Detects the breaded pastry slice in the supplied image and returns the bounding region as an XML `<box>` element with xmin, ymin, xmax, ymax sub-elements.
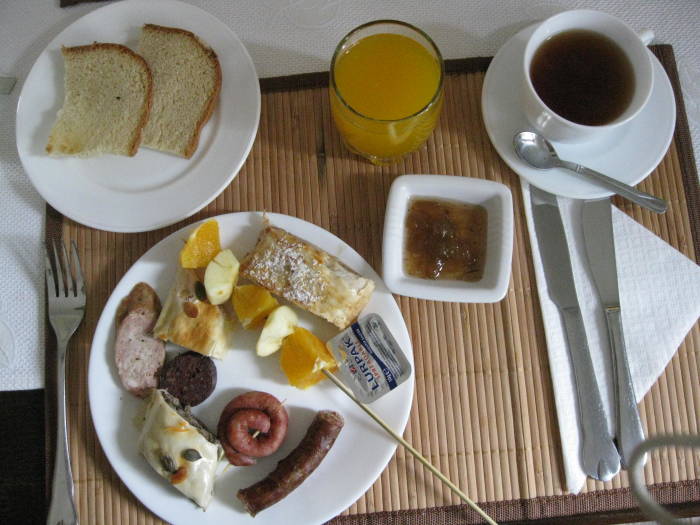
<box><xmin>240</xmin><ymin>225</ymin><xmax>375</xmax><ymax>329</ymax></box>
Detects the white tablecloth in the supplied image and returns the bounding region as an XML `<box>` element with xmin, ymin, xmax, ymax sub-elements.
<box><xmin>1</xmin><ymin>0</ymin><xmax>699</xmax><ymax>391</ymax></box>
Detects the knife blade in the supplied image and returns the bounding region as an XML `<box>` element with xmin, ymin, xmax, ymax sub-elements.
<box><xmin>582</xmin><ymin>198</ymin><xmax>646</xmax><ymax>468</ymax></box>
<box><xmin>530</xmin><ymin>186</ymin><xmax>620</xmax><ymax>481</ymax></box>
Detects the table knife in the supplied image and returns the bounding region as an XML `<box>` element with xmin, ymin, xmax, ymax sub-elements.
<box><xmin>530</xmin><ymin>186</ymin><xmax>620</xmax><ymax>481</ymax></box>
<box><xmin>582</xmin><ymin>198</ymin><xmax>646</xmax><ymax>468</ymax></box>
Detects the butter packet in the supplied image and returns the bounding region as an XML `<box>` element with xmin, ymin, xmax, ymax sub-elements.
<box><xmin>326</xmin><ymin>314</ymin><xmax>411</xmax><ymax>403</ymax></box>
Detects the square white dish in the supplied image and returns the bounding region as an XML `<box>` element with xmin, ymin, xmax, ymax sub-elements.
<box><xmin>382</xmin><ymin>175</ymin><xmax>514</xmax><ymax>302</ymax></box>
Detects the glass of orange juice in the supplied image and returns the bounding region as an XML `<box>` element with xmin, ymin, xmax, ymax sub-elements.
<box><xmin>330</xmin><ymin>20</ymin><xmax>444</xmax><ymax>165</ymax></box>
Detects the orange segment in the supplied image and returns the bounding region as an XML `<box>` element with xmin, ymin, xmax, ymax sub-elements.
<box><xmin>179</xmin><ymin>220</ymin><xmax>221</xmax><ymax>269</ymax></box>
<box><xmin>232</xmin><ymin>284</ymin><xmax>279</xmax><ymax>329</ymax></box>
<box><xmin>280</xmin><ymin>326</ymin><xmax>337</xmax><ymax>389</ymax></box>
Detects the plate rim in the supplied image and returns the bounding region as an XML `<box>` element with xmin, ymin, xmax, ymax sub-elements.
<box><xmin>15</xmin><ymin>0</ymin><xmax>261</xmax><ymax>233</ymax></box>
<box><xmin>87</xmin><ymin>211</ymin><xmax>415</xmax><ymax>525</ymax></box>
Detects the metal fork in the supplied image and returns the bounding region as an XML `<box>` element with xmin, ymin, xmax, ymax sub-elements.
<box><xmin>45</xmin><ymin>241</ymin><xmax>85</xmax><ymax>525</ymax></box>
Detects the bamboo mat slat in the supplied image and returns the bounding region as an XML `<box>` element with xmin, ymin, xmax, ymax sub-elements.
<box><xmin>44</xmin><ymin>45</ymin><xmax>700</xmax><ymax>524</ymax></box>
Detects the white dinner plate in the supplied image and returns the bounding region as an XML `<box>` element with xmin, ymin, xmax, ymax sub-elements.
<box><xmin>481</xmin><ymin>23</ymin><xmax>676</xmax><ymax>200</ymax></box>
<box><xmin>88</xmin><ymin>212</ymin><xmax>414</xmax><ymax>525</ymax></box>
<box><xmin>16</xmin><ymin>0</ymin><xmax>260</xmax><ymax>232</ymax></box>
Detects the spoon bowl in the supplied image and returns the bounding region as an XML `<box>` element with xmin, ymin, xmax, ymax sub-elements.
<box><xmin>514</xmin><ymin>131</ymin><xmax>563</xmax><ymax>170</ymax></box>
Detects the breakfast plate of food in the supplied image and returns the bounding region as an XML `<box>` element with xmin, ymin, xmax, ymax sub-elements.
<box><xmin>88</xmin><ymin>212</ymin><xmax>414</xmax><ymax>524</ymax></box>
<box><xmin>16</xmin><ymin>0</ymin><xmax>260</xmax><ymax>232</ymax></box>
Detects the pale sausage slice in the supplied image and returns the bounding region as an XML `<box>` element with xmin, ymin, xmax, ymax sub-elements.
<box><xmin>116</xmin><ymin>282</ymin><xmax>161</xmax><ymax>325</ymax></box>
<box><xmin>115</xmin><ymin>283</ymin><xmax>165</xmax><ymax>398</ymax></box>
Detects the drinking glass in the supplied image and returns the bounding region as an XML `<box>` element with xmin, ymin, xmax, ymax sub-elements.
<box><xmin>329</xmin><ymin>20</ymin><xmax>444</xmax><ymax>165</ymax></box>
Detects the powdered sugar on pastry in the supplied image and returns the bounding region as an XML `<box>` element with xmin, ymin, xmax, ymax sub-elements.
<box><xmin>241</xmin><ymin>225</ymin><xmax>374</xmax><ymax>329</ymax></box>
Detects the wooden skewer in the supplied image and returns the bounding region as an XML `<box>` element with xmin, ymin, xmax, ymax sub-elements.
<box><xmin>322</xmin><ymin>370</ymin><xmax>498</xmax><ymax>525</ymax></box>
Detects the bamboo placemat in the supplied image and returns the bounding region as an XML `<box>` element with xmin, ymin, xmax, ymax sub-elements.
<box><xmin>45</xmin><ymin>45</ymin><xmax>700</xmax><ymax>524</ymax></box>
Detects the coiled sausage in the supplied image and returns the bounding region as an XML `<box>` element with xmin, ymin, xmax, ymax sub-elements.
<box><xmin>217</xmin><ymin>391</ymin><xmax>288</xmax><ymax>466</ymax></box>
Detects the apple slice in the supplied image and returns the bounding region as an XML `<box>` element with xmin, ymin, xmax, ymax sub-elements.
<box><xmin>256</xmin><ymin>306</ymin><xmax>298</xmax><ymax>356</ymax></box>
<box><xmin>203</xmin><ymin>249</ymin><xmax>240</xmax><ymax>305</ymax></box>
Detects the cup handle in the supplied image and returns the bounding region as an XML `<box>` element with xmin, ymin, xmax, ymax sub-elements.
<box><xmin>629</xmin><ymin>434</ymin><xmax>700</xmax><ymax>525</ymax></box>
<box><xmin>637</xmin><ymin>29</ymin><xmax>654</xmax><ymax>46</ymax></box>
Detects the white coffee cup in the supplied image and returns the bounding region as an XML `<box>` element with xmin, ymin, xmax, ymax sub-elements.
<box><xmin>522</xmin><ymin>10</ymin><xmax>654</xmax><ymax>143</ymax></box>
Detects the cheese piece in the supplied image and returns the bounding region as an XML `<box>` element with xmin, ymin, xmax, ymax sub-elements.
<box><xmin>138</xmin><ymin>390</ymin><xmax>222</xmax><ymax>509</ymax></box>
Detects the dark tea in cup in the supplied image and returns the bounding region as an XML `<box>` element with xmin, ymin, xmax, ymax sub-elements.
<box><xmin>521</xmin><ymin>10</ymin><xmax>654</xmax><ymax>143</ymax></box>
<box><xmin>529</xmin><ymin>29</ymin><xmax>635</xmax><ymax>126</ymax></box>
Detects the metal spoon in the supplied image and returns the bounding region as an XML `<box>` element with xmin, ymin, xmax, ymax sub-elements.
<box><xmin>514</xmin><ymin>131</ymin><xmax>668</xmax><ymax>214</ymax></box>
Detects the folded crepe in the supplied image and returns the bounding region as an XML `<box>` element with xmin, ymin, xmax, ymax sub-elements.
<box><xmin>154</xmin><ymin>267</ymin><xmax>230</xmax><ymax>359</ymax></box>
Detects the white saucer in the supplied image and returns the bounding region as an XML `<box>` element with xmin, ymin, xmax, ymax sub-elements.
<box><xmin>481</xmin><ymin>24</ymin><xmax>676</xmax><ymax>200</ymax></box>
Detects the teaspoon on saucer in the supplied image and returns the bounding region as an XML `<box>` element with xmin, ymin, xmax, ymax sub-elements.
<box><xmin>514</xmin><ymin>131</ymin><xmax>668</xmax><ymax>214</ymax></box>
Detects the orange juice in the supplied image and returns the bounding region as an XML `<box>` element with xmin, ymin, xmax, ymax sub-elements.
<box><xmin>330</xmin><ymin>24</ymin><xmax>443</xmax><ymax>163</ymax></box>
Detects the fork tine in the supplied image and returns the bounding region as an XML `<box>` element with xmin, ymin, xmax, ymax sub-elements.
<box><xmin>52</xmin><ymin>241</ymin><xmax>64</xmax><ymax>296</ymax></box>
<box><xmin>44</xmin><ymin>245</ymin><xmax>57</xmax><ymax>297</ymax></box>
<box><xmin>70</xmin><ymin>241</ymin><xmax>84</xmax><ymax>297</ymax></box>
<box><xmin>53</xmin><ymin>241</ymin><xmax>67</xmax><ymax>296</ymax></box>
<box><xmin>59</xmin><ymin>241</ymin><xmax>73</xmax><ymax>296</ymax></box>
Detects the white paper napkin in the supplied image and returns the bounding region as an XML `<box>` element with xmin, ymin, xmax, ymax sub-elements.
<box><xmin>521</xmin><ymin>180</ymin><xmax>700</xmax><ymax>493</ymax></box>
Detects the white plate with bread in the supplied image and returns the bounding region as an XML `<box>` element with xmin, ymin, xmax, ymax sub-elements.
<box><xmin>88</xmin><ymin>212</ymin><xmax>415</xmax><ymax>525</ymax></box>
<box><xmin>16</xmin><ymin>0</ymin><xmax>260</xmax><ymax>232</ymax></box>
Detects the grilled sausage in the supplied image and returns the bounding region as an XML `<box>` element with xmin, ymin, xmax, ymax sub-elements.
<box><xmin>218</xmin><ymin>391</ymin><xmax>288</xmax><ymax>466</ymax></box>
<box><xmin>114</xmin><ymin>283</ymin><xmax>165</xmax><ymax>398</ymax></box>
<box><xmin>237</xmin><ymin>410</ymin><xmax>344</xmax><ymax>516</ymax></box>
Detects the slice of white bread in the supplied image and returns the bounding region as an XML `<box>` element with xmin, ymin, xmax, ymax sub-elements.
<box><xmin>46</xmin><ymin>43</ymin><xmax>152</xmax><ymax>157</ymax></box>
<box><xmin>138</xmin><ymin>24</ymin><xmax>222</xmax><ymax>158</ymax></box>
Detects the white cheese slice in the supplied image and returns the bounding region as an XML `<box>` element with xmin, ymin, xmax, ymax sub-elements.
<box><xmin>138</xmin><ymin>390</ymin><xmax>222</xmax><ymax>509</ymax></box>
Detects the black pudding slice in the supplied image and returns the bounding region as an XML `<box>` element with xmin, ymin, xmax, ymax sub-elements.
<box><xmin>159</xmin><ymin>351</ymin><xmax>217</xmax><ymax>407</ymax></box>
